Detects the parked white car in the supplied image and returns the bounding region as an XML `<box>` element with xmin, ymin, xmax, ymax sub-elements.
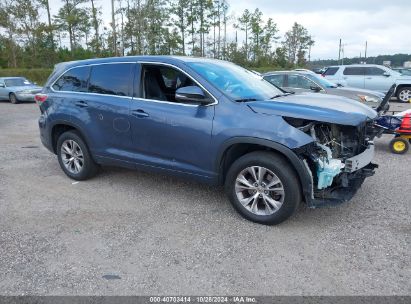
<box><xmin>323</xmin><ymin>64</ymin><xmax>411</xmax><ymax>103</ymax></box>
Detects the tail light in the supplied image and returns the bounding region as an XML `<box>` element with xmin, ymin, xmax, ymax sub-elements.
<box><xmin>34</xmin><ymin>93</ymin><xmax>48</xmax><ymax>105</ymax></box>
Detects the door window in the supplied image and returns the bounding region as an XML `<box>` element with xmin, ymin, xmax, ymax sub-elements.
<box><xmin>343</xmin><ymin>67</ymin><xmax>365</xmax><ymax>75</ymax></box>
<box><xmin>288</xmin><ymin>75</ymin><xmax>317</xmax><ymax>89</ymax></box>
<box><xmin>264</xmin><ymin>74</ymin><xmax>285</xmax><ymax>87</ymax></box>
<box><xmin>141</xmin><ymin>65</ymin><xmax>199</xmax><ymax>102</ymax></box>
<box><xmin>52</xmin><ymin>66</ymin><xmax>90</xmax><ymax>92</ymax></box>
<box><xmin>323</xmin><ymin>67</ymin><xmax>338</xmax><ymax>76</ymax></box>
<box><xmin>88</xmin><ymin>63</ymin><xmax>133</xmax><ymax>96</ymax></box>
<box><xmin>365</xmin><ymin>67</ymin><xmax>385</xmax><ymax>76</ymax></box>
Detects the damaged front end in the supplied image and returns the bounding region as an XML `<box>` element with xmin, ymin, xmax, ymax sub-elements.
<box><xmin>285</xmin><ymin>117</ymin><xmax>379</xmax><ymax>207</ymax></box>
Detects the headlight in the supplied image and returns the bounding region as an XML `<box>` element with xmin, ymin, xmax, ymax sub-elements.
<box><xmin>358</xmin><ymin>95</ymin><xmax>380</xmax><ymax>103</ymax></box>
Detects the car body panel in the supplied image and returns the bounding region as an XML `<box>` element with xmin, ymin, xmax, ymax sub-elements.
<box><xmin>323</xmin><ymin>64</ymin><xmax>411</xmax><ymax>93</ymax></box>
<box><xmin>263</xmin><ymin>71</ymin><xmax>384</xmax><ymax>108</ymax></box>
<box><xmin>0</xmin><ymin>77</ymin><xmax>42</xmax><ymax>101</ymax></box>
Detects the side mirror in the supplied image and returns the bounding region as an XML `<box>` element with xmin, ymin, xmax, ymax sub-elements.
<box><xmin>0</xmin><ymin>83</ymin><xmax>5</xmax><ymax>88</ymax></box>
<box><xmin>383</xmin><ymin>72</ymin><xmax>390</xmax><ymax>77</ymax></box>
<box><xmin>310</xmin><ymin>85</ymin><xmax>321</xmax><ymax>92</ymax></box>
<box><xmin>337</xmin><ymin>83</ymin><xmax>343</xmax><ymax>87</ymax></box>
<box><xmin>175</xmin><ymin>86</ymin><xmax>213</xmax><ymax>105</ymax></box>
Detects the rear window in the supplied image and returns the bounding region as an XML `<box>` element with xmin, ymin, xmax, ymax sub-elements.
<box><xmin>52</xmin><ymin>66</ymin><xmax>90</xmax><ymax>92</ymax></box>
<box><xmin>323</xmin><ymin>67</ymin><xmax>338</xmax><ymax>76</ymax></box>
<box><xmin>88</xmin><ymin>63</ymin><xmax>133</xmax><ymax>96</ymax></box>
<box><xmin>343</xmin><ymin>67</ymin><xmax>365</xmax><ymax>76</ymax></box>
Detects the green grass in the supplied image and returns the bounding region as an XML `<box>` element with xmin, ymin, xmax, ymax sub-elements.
<box><xmin>0</xmin><ymin>69</ymin><xmax>53</xmax><ymax>86</ymax></box>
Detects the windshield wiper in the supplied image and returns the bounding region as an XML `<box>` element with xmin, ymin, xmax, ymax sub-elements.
<box><xmin>235</xmin><ymin>98</ymin><xmax>258</xmax><ymax>102</ymax></box>
<box><xmin>270</xmin><ymin>92</ymin><xmax>293</xmax><ymax>99</ymax></box>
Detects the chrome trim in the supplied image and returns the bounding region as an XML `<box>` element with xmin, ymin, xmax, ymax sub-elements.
<box><xmin>49</xmin><ymin>60</ymin><xmax>218</xmax><ymax>107</ymax></box>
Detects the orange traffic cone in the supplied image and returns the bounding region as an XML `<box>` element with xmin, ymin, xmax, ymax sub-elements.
<box><xmin>398</xmin><ymin>113</ymin><xmax>411</xmax><ymax>133</ymax></box>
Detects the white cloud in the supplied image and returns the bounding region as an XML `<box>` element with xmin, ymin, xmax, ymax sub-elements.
<box><xmin>48</xmin><ymin>0</ymin><xmax>411</xmax><ymax>59</ymax></box>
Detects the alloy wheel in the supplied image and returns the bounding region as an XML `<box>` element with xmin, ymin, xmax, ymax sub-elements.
<box><xmin>60</xmin><ymin>139</ymin><xmax>84</xmax><ymax>174</ymax></box>
<box><xmin>235</xmin><ymin>166</ymin><xmax>285</xmax><ymax>216</ymax></box>
<box><xmin>398</xmin><ymin>89</ymin><xmax>411</xmax><ymax>102</ymax></box>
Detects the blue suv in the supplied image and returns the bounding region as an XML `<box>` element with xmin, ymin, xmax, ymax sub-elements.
<box><xmin>37</xmin><ymin>56</ymin><xmax>380</xmax><ymax>225</ymax></box>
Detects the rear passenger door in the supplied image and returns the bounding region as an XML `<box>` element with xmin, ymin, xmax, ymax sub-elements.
<box><xmin>81</xmin><ymin>63</ymin><xmax>135</xmax><ymax>161</ymax></box>
<box><xmin>342</xmin><ymin>67</ymin><xmax>365</xmax><ymax>88</ymax></box>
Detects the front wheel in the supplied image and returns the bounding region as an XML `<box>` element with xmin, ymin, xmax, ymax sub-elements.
<box><xmin>225</xmin><ymin>151</ymin><xmax>301</xmax><ymax>225</ymax></box>
<box><xmin>9</xmin><ymin>93</ymin><xmax>18</xmax><ymax>104</ymax></box>
<box><xmin>56</xmin><ymin>131</ymin><xmax>98</xmax><ymax>180</ymax></box>
<box><xmin>396</xmin><ymin>87</ymin><xmax>411</xmax><ymax>103</ymax></box>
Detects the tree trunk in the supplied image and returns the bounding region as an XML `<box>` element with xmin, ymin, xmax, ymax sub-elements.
<box><xmin>90</xmin><ymin>0</ymin><xmax>100</xmax><ymax>54</ymax></box>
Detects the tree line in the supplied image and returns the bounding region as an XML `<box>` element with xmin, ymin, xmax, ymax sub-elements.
<box><xmin>0</xmin><ymin>0</ymin><xmax>315</xmax><ymax>69</ymax></box>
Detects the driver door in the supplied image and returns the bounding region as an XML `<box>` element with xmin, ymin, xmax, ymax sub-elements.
<box><xmin>129</xmin><ymin>63</ymin><xmax>216</xmax><ymax>178</ymax></box>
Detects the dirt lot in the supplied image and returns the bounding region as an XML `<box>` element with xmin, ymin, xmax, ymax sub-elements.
<box><xmin>0</xmin><ymin>100</ymin><xmax>410</xmax><ymax>295</ymax></box>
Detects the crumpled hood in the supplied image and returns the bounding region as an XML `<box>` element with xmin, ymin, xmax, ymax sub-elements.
<box><xmin>247</xmin><ymin>93</ymin><xmax>377</xmax><ymax>126</ymax></box>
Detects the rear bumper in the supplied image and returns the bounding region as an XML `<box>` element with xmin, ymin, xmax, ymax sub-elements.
<box><xmin>15</xmin><ymin>92</ymin><xmax>36</xmax><ymax>102</ymax></box>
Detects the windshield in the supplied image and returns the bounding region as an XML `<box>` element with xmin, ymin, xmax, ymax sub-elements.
<box><xmin>305</xmin><ymin>73</ymin><xmax>338</xmax><ymax>88</ymax></box>
<box><xmin>4</xmin><ymin>78</ymin><xmax>32</xmax><ymax>87</ymax></box>
<box><xmin>187</xmin><ymin>61</ymin><xmax>284</xmax><ymax>101</ymax></box>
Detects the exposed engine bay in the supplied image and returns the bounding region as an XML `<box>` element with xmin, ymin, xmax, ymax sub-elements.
<box><xmin>285</xmin><ymin>117</ymin><xmax>379</xmax><ymax>206</ymax></box>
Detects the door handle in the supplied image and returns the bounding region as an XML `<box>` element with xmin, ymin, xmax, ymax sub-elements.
<box><xmin>131</xmin><ymin>109</ymin><xmax>149</xmax><ymax>118</ymax></box>
<box><xmin>365</xmin><ymin>77</ymin><xmax>372</xmax><ymax>79</ymax></box>
<box><xmin>75</xmin><ymin>100</ymin><xmax>88</xmax><ymax>108</ymax></box>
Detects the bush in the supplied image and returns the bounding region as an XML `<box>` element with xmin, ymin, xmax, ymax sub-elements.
<box><xmin>0</xmin><ymin>68</ymin><xmax>53</xmax><ymax>86</ymax></box>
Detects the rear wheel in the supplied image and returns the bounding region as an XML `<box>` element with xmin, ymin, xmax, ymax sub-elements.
<box><xmin>396</xmin><ymin>87</ymin><xmax>411</xmax><ymax>103</ymax></box>
<box><xmin>225</xmin><ymin>151</ymin><xmax>301</xmax><ymax>225</ymax></box>
<box><xmin>9</xmin><ymin>93</ymin><xmax>18</xmax><ymax>104</ymax></box>
<box><xmin>56</xmin><ymin>131</ymin><xmax>98</xmax><ymax>180</ymax></box>
<box><xmin>389</xmin><ymin>137</ymin><xmax>409</xmax><ymax>154</ymax></box>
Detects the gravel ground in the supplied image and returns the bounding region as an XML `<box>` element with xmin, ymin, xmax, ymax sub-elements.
<box><xmin>0</xmin><ymin>100</ymin><xmax>410</xmax><ymax>296</ymax></box>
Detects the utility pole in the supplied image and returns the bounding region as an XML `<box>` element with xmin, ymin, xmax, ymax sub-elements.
<box><xmin>111</xmin><ymin>0</ymin><xmax>117</xmax><ymax>56</ymax></box>
<box><xmin>338</xmin><ymin>38</ymin><xmax>341</xmax><ymax>64</ymax></box>
<box><xmin>364</xmin><ymin>41</ymin><xmax>367</xmax><ymax>62</ymax></box>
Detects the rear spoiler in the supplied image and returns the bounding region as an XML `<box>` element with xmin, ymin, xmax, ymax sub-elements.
<box><xmin>376</xmin><ymin>84</ymin><xmax>396</xmax><ymax>113</ymax></box>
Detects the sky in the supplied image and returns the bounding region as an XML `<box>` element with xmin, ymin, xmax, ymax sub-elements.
<box><xmin>48</xmin><ymin>0</ymin><xmax>411</xmax><ymax>60</ymax></box>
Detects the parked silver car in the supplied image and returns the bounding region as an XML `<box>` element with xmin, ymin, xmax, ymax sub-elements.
<box><xmin>263</xmin><ymin>70</ymin><xmax>386</xmax><ymax>109</ymax></box>
<box><xmin>322</xmin><ymin>64</ymin><xmax>411</xmax><ymax>103</ymax></box>
<box><xmin>0</xmin><ymin>77</ymin><xmax>42</xmax><ymax>104</ymax></box>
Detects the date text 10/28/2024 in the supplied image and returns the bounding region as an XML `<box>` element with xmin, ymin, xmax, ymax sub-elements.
<box><xmin>149</xmin><ymin>297</ymin><xmax>257</xmax><ymax>303</ymax></box>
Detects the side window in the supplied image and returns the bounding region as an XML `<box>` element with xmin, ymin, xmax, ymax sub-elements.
<box><xmin>264</xmin><ymin>74</ymin><xmax>284</xmax><ymax>87</ymax></box>
<box><xmin>343</xmin><ymin>67</ymin><xmax>365</xmax><ymax>76</ymax></box>
<box><xmin>89</xmin><ymin>63</ymin><xmax>133</xmax><ymax>96</ymax></box>
<box><xmin>52</xmin><ymin>66</ymin><xmax>90</xmax><ymax>92</ymax></box>
<box><xmin>288</xmin><ymin>75</ymin><xmax>316</xmax><ymax>89</ymax></box>
<box><xmin>142</xmin><ymin>65</ymin><xmax>197</xmax><ymax>102</ymax></box>
<box><xmin>323</xmin><ymin>67</ymin><xmax>338</xmax><ymax>76</ymax></box>
<box><xmin>365</xmin><ymin>67</ymin><xmax>385</xmax><ymax>76</ymax></box>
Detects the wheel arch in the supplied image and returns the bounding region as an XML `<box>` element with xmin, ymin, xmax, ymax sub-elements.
<box><xmin>216</xmin><ymin>137</ymin><xmax>314</xmax><ymax>205</ymax></box>
<box><xmin>50</xmin><ymin>121</ymin><xmax>90</xmax><ymax>154</ymax></box>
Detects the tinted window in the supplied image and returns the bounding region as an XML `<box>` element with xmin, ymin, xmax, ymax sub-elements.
<box><xmin>365</xmin><ymin>67</ymin><xmax>385</xmax><ymax>76</ymax></box>
<box><xmin>288</xmin><ymin>75</ymin><xmax>316</xmax><ymax>89</ymax></box>
<box><xmin>89</xmin><ymin>63</ymin><xmax>132</xmax><ymax>96</ymax></box>
<box><xmin>264</xmin><ymin>74</ymin><xmax>285</xmax><ymax>87</ymax></box>
<box><xmin>323</xmin><ymin>67</ymin><xmax>338</xmax><ymax>76</ymax></box>
<box><xmin>4</xmin><ymin>78</ymin><xmax>32</xmax><ymax>87</ymax></box>
<box><xmin>343</xmin><ymin>67</ymin><xmax>365</xmax><ymax>75</ymax></box>
<box><xmin>53</xmin><ymin>67</ymin><xmax>90</xmax><ymax>92</ymax></box>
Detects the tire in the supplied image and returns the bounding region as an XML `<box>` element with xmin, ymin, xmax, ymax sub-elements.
<box><xmin>225</xmin><ymin>151</ymin><xmax>301</xmax><ymax>225</ymax></box>
<box><xmin>9</xmin><ymin>93</ymin><xmax>18</xmax><ymax>104</ymax></box>
<box><xmin>56</xmin><ymin>130</ymin><xmax>98</xmax><ymax>180</ymax></box>
<box><xmin>396</xmin><ymin>87</ymin><xmax>411</xmax><ymax>103</ymax></box>
<box><xmin>389</xmin><ymin>137</ymin><xmax>409</xmax><ymax>154</ymax></box>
